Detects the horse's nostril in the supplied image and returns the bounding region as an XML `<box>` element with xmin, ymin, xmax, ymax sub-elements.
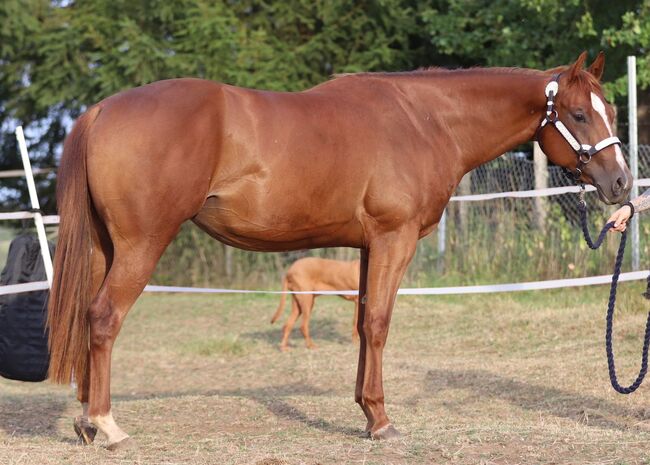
<box><xmin>613</xmin><ymin>176</ymin><xmax>626</xmax><ymax>196</ymax></box>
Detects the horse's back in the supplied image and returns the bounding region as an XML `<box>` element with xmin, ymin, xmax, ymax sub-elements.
<box><xmin>79</xmin><ymin>76</ymin><xmax>434</xmax><ymax>250</ymax></box>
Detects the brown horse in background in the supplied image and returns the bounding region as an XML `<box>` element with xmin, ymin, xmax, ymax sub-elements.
<box><xmin>47</xmin><ymin>51</ymin><xmax>630</xmax><ymax>449</ymax></box>
<box><xmin>270</xmin><ymin>257</ymin><xmax>360</xmax><ymax>350</ymax></box>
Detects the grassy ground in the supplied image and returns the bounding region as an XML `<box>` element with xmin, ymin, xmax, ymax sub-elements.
<box><xmin>2</xmin><ymin>288</ymin><xmax>650</xmax><ymax>464</ymax></box>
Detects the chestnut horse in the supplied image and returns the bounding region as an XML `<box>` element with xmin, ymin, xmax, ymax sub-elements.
<box><xmin>48</xmin><ymin>52</ymin><xmax>631</xmax><ymax>449</ymax></box>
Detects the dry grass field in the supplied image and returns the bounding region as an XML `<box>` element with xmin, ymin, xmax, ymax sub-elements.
<box><xmin>2</xmin><ymin>287</ymin><xmax>650</xmax><ymax>464</ymax></box>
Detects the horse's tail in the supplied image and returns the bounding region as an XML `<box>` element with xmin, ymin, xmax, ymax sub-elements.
<box><xmin>47</xmin><ymin>105</ymin><xmax>101</xmax><ymax>390</ymax></box>
<box><xmin>270</xmin><ymin>276</ymin><xmax>289</xmax><ymax>324</ymax></box>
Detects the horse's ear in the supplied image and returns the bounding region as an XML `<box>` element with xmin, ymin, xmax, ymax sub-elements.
<box><xmin>587</xmin><ymin>51</ymin><xmax>605</xmax><ymax>81</ymax></box>
<box><xmin>568</xmin><ymin>51</ymin><xmax>588</xmax><ymax>82</ymax></box>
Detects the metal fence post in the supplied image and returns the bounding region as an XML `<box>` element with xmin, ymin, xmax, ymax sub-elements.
<box><xmin>628</xmin><ymin>56</ymin><xmax>640</xmax><ymax>271</ymax></box>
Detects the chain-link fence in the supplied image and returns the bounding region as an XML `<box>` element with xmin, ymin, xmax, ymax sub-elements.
<box><xmin>462</xmin><ymin>144</ymin><xmax>650</xmax><ymax>223</ymax></box>
<box><xmin>467</xmin><ymin>145</ymin><xmax>650</xmax><ymax>194</ymax></box>
<box><xmin>413</xmin><ymin>145</ymin><xmax>650</xmax><ymax>288</ymax></box>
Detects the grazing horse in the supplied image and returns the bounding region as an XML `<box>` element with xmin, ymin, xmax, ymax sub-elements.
<box><xmin>270</xmin><ymin>257</ymin><xmax>360</xmax><ymax>350</ymax></box>
<box><xmin>48</xmin><ymin>51</ymin><xmax>631</xmax><ymax>449</ymax></box>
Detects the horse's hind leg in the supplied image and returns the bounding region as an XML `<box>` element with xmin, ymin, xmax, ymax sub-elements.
<box><xmin>87</xmin><ymin>239</ymin><xmax>171</xmax><ymax>450</ymax></box>
<box><xmin>75</xmin><ymin>215</ymin><xmax>112</xmax><ymax>445</ymax></box>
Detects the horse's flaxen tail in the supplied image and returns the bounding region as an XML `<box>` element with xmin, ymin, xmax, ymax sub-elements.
<box><xmin>270</xmin><ymin>276</ymin><xmax>289</xmax><ymax>324</ymax></box>
<box><xmin>47</xmin><ymin>105</ymin><xmax>101</xmax><ymax>391</ymax></box>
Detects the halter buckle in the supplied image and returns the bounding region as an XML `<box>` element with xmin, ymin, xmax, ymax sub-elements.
<box><xmin>579</xmin><ymin>151</ymin><xmax>592</xmax><ymax>164</ymax></box>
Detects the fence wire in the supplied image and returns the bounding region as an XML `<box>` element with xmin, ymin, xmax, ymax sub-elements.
<box><xmin>421</xmin><ymin>145</ymin><xmax>650</xmax><ymax>288</ymax></box>
<box><xmin>462</xmin><ymin>145</ymin><xmax>648</xmax><ymax>224</ymax></box>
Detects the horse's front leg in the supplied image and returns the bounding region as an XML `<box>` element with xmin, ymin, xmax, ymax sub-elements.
<box><xmin>355</xmin><ymin>227</ymin><xmax>418</xmax><ymax>439</ymax></box>
<box><xmin>355</xmin><ymin>248</ymin><xmax>371</xmax><ymax>432</ymax></box>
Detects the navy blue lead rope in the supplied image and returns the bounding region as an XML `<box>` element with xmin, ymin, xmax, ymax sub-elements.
<box><xmin>578</xmin><ymin>200</ymin><xmax>650</xmax><ymax>394</ymax></box>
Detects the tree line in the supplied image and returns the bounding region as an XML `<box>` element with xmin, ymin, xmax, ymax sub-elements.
<box><xmin>0</xmin><ymin>0</ymin><xmax>648</xmax><ymax>285</ymax></box>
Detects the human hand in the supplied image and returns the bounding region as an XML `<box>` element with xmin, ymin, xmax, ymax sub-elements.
<box><xmin>607</xmin><ymin>205</ymin><xmax>632</xmax><ymax>233</ymax></box>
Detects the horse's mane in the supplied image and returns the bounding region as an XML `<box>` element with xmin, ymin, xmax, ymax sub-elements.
<box><xmin>332</xmin><ymin>65</ymin><xmax>602</xmax><ymax>92</ymax></box>
<box><xmin>332</xmin><ymin>66</ymin><xmax>546</xmax><ymax>80</ymax></box>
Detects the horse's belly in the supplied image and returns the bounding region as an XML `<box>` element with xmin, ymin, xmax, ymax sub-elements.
<box><xmin>192</xmin><ymin>196</ymin><xmax>363</xmax><ymax>252</ymax></box>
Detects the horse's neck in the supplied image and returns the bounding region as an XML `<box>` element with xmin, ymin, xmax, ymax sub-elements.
<box><xmin>399</xmin><ymin>70</ymin><xmax>550</xmax><ymax>175</ymax></box>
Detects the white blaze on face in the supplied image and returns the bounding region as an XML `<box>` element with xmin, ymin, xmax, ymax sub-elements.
<box><xmin>590</xmin><ymin>92</ymin><xmax>626</xmax><ymax>171</ymax></box>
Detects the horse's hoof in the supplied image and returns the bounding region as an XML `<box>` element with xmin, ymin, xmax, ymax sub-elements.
<box><xmin>73</xmin><ymin>416</ymin><xmax>97</xmax><ymax>445</ymax></box>
<box><xmin>370</xmin><ymin>423</ymin><xmax>401</xmax><ymax>440</ymax></box>
<box><xmin>279</xmin><ymin>345</ymin><xmax>290</xmax><ymax>352</ymax></box>
<box><xmin>106</xmin><ymin>437</ymin><xmax>136</xmax><ymax>452</ymax></box>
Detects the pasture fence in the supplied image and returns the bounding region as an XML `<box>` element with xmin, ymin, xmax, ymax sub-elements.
<box><xmin>422</xmin><ymin>145</ymin><xmax>650</xmax><ymax>288</ymax></box>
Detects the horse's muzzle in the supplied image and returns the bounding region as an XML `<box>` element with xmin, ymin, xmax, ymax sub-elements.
<box><xmin>595</xmin><ymin>173</ymin><xmax>632</xmax><ymax>205</ymax></box>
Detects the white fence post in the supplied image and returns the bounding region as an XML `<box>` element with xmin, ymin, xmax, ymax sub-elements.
<box><xmin>628</xmin><ymin>56</ymin><xmax>640</xmax><ymax>271</ymax></box>
<box><xmin>15</xmin><ymin>126</ymin><xmax>54</xmax><ymax>286</ymax></box>
<box><xmin>437</xmin><ymin>209</ymin><xmax>446</xmax><ymax>272</ymax></box>
<box><xmin>533</xmin><ymin>142</ymin><xmax>548</xmax><ymax>230</ymax></box>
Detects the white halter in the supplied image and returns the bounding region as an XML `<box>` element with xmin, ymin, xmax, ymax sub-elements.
<box><xmin>537</xmin><ymin>74</ymin><xmax>621</xmax><ymax>180</ymax></box>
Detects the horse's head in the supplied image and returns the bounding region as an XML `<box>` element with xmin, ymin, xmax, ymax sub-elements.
<box><xmin>537</xmin><ymin>52</ymin><xmax>632</xmax><ymax>205</ymax></box>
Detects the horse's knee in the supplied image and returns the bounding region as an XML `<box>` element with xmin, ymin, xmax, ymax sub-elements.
<box><xmin>363</xmin><ymin>317</ymin><xmax>388</xmax><ymax>348</ymax></box>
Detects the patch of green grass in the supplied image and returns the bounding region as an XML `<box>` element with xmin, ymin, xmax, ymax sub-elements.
<box><xmin>181</xmin><ymin>335</ymin><xmax>249</xmax><ymax>356</ymax></box>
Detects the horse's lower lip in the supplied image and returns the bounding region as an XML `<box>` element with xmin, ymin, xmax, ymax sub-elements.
<box><xmin>594</xmin><ymin>183</ymin><xmax>630</xmax><ymax>205</ymax></box>
<box><xmin>594</xmin><ymin>184</ymin><xmax>615</xmax><ymax>205</ymax></box>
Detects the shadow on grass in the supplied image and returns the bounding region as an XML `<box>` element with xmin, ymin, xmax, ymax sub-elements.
<box><xmin>244</xmin><ymin>316</ymin><xmax>351</xmax><ymax>346</ymax></box>
<box><xmin>115</xmin><ymin>382</ymin><xmax>364</xmax><ymax>437</ymax></box>
<box><xmin>425</xmin><ymin>368</ymin><xmax>650</xmax><ymax>431</ymax></box>
<box><xmin>0</xmin><ymin>393</ymin><xmax>68</xmax><ymax>439</ymax></box>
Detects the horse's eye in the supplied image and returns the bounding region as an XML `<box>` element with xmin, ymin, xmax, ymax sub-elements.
<box><xmin>572</xmin><ymin>112</ymin><xmax>586</xmax><ymax>123</ymax></box>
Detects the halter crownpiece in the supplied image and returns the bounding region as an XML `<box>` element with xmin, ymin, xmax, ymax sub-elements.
<box><xmin>536</xmin><ymin>74</ymin><xmax>622</xmax><ymax>181</ymax></box>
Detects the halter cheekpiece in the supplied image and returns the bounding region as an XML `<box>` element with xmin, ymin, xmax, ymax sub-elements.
<box><xmin>536</xmin><ymin>74</ymin><xmax>622</xmax><ymax>181</ymax></box>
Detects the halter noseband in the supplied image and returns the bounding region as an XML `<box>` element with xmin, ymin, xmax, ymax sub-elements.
<box><xmin>536</xmin><ymin>74</ymin><xmax>621</xmax><ymax>181</ymax></box>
